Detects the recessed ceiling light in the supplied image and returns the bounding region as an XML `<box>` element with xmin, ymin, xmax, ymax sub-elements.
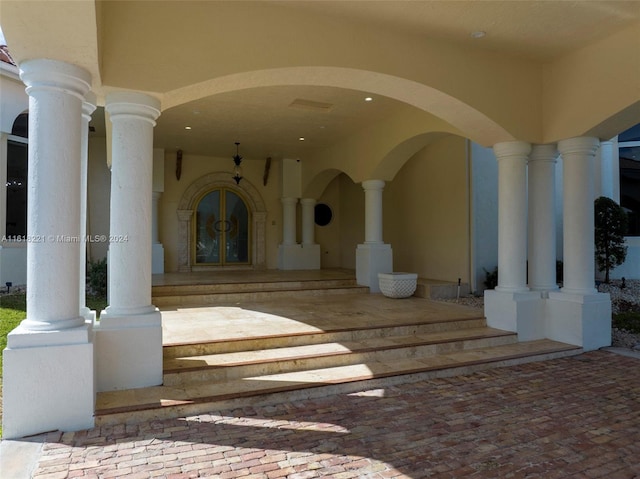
<box><xmin>299</xmin><ymin>137</ymin><xmax>305</xmax><ymax>141</ymax></box>
<box><xmin>185</xmin><ymin>126</ymin><xmax>192</xmax><ymax>130</ymax></box>
<box><xmin>365</xmin><ymin>97</ymin><xmax>373</xmax><ymax>102</ymax></box>
<box><xmin>471</xmin><ymin>31</ymin><xmax>486</xmax><ymax>39</ymax></box>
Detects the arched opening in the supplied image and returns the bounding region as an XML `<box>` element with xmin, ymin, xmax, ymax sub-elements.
<box><xmin>176</xmin><ymin>172</ymin><xmax>267</xmax><ymax>271</ymax></box>
<box><xmin>194</xmin><ymin>188</ymin><xmax>251</xmax><ymax>266</ymax></box>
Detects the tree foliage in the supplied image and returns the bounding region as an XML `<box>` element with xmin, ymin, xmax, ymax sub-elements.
<box><xmin>594</xmin><ymin>196</ymin><xmax>628</xmax><ymax>283</ymax></box>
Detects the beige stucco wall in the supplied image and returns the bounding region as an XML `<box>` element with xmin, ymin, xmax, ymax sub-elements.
<box><xmin>313</xmin><ymin>175</ymin><xmax>341</xmax><ymax>269</ymax></box>
<box><xmin>160</xmin><ymin>151</ymin><xmax>283</xmax><ymax>272</ymax></box>
<box><xmin>385</xmin><ymin>135</ymin><xmax>470</xmax><ymax>283</ymax></box>
<box><xmin>338</xmin><ymin>175</ymin><xmax>365</xmax><ymax>270</ymax></box>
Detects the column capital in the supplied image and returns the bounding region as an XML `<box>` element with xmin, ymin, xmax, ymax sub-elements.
<box><xmin>281</xmin><ymin>197</ymin><xmax>299</xmax><ymax>205</ymax></box>
<box><xmin>20</xmin><ymin>59</ymin><xmax>91</xmax><ymax>101</ymax></box>
<box><xmin>300</xmin><ymin>198</ymin><xmax>316</xmax><ymax>206</ymax></box>
<box><xmin>105</xmin><ymin>91</ymin><xmax>161</xmax><ymax>125</ymax></box>
<box><xmin>558</xmin><ymin>136</ymin><xmax>599</xmax><ymax>156</ymax></box>
<box><xmin>529</xmin><ymin>144</ymin><xmax>558</xmax><ymax>163</ymax></box>
<box><xmin>493</xmin><ymin>141</ymin><xmax>531</xmax><ymax>160</ymax></box>
<box><xmin>362</xmin><ymin>179</ymin><xmax>385</xmax><ymax>191</ymax></box>
<box><xmin>82</xmin><ymin>92</ymin><xmax>97</xmax><ymax>120</ymax></box>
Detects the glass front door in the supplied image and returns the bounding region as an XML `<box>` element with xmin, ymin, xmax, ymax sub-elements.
<box><xmin>194</xmin><ymin>189</ymin><xmax>250</xmax><ymax>265</ymax></box>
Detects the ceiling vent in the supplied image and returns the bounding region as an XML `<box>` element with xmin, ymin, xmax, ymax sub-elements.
<box><xmin>289</xmin><ymin>98</ymin><xmax>333</xmax><ymax>112</ymax></box>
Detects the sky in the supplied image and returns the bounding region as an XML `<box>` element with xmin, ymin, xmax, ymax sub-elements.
<box><xmin>0</xmin><ymin>26</ymin><xmax>6</xmax><ymax>45</ymax></box>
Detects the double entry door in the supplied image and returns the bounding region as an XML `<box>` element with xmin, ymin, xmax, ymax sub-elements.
<box><xmin>194</xmin><ymin>188</ymin><xmax>250</xmax><ymax>265</ymax></box>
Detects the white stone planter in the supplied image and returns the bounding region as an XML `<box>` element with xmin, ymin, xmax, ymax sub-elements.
<box><xmin>378</xmin><ymin>272</ymin><xmax>418</xmax><ymax>298</ymax></box>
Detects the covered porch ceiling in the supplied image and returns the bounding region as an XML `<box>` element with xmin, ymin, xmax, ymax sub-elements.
<box><xmin>1</xmin><ymin>1</ymin><xmax>639</xmax><ymax>161</ymax></box>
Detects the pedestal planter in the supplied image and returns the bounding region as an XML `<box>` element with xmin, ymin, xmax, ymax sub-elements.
<box><xmin>378</xmin><ymin>272</ymin><xmax>418</xmax><ymax>298</ymax></box>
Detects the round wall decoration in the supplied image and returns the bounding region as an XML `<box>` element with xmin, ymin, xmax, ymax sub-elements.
<box><xmin>314</xmin><ymin>203</ymin><xmax>333</xmax><ymax>226</ymax></box>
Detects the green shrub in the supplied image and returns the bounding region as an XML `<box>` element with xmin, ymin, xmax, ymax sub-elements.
<box><xmin>613</xmin><ymin>312</ymin><xmax>640</xmax><ymax>334</ymax></box>
<box><xmin>87</xmin><ymin>258</ymin><xmax>107</xmax><ymax>297</ymax></box>
<box><xmin>595</xmin><ymin>196</ymin><xmax>628</xmax><ymax>283</ymax></box>
<box><xmin>483</xmin><ymin>266</ymin><xmax>498</xmax><ymax>290</ymax></box>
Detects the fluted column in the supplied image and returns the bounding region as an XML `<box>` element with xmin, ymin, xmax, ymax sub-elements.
<box><xmin>20</xmin><ymin>59</ymin><xmax>91</xmax><ymax>331</ymax></box>
<box><xmin>494</xmin><ymin>141</ymin><xmax>531</xmax><ymax>293</ymax></box>
<box><xmin>558</xmin><ymin>137</ymin><xmax>599</xmax><ymax>294</ymax></box>
<box><xmin>281</xmin><ymin>197</ymin><xmax>298</xmax><ymax>246</ymax></box>
<box><xmin>528</xmin><ymin>144</ymin><xmax>559</xmax><ymax>293</ymax></box>
<box><xmin>104</xmin><ymin>92</ymin><xmax>161</xmax><ymax>315</ymax></box>
<box><xmin>80</xmin><ymin>93</ymin><xmax>96</xmax><ymax>319</ymax></box>
<box><xmin>300</xmin><ymin>198</ymin><xmax>316</xmax><ymax>245</ymax></box>
<box><xmin>362</xmin><ymin>179</ymin><xmax>385</xmax><ymax>244</ymax></box>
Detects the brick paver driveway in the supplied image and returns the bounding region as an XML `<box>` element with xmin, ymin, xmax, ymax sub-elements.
<box><xmin>30</xmin><ymin>351</ymin><xmax>640</xmax><ymax>478</ymax></box>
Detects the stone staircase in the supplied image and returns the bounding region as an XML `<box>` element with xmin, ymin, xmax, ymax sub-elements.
<box><xmin>95</xmin><ymin>295</ymin><xmax>581</xmax><ymax>426</ymax></box>
<box><xmin>152</xmin><ymin>275</ymin><xmax>369</xmax><ymax>308</ymax></box>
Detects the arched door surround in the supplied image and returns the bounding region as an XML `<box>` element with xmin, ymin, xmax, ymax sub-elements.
<box><xmin>176</xmin><ymin>172</ymin><xmax>266</xmax><ymax>271</ymax></box>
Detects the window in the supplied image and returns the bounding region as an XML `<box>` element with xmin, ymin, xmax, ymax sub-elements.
<box><xmin>619</xmin><ymin>123</ymin><xmax>640</xmax><ymax>236</ymax></box>
<box><xmin>5</xmin><ymin>138</ymin><xmax>27</xmax><ymax>237</ymax></box>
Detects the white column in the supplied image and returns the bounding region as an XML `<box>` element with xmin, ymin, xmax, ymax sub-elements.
<box><xmin>484</xmin><ymin>141</ymin><xmax>542</xmax><ymax>340</ymax></box>
<box><xmin>151</xmin><ymin>191</ymin><xmax>164</xmax><ymax>274</ymax></box>
<box><xmin>281</xmin><ymin>197</ymin><xmax>298</xmax><ymax>246</ymax></box>
<box><xmin>96</xmin><ymin>91</ymin><xmax>163</xmax><ymax>392</ymax></box>
<box><xmin>356</xmin><ymin>179</ymin><xmax>392</xmax><ymax>292</ymax></box>
<box><xmin>363</xmin><ymin>179</ymin><xmax>385</xmax><ymax>244</ymax></box>
<box><xmin>20</xmin><ymin>59</ymin><xmax>90</xmax><ymax>330</ymax></box>
<box><xmin>599</xmin><ymin>140</ymin><xmax>615</xmax><ymax>200</ymax></box>
<box><xmin>3</xmin><ymin>59</ymin><xmax>94</xmax><ymax>439</ymax></box>
<box><xmin>300</xmin><ymin>198</ymin><xmax>316</xmax><ymax>245</ymax></box>
<box><xmin>528</xmin><ymin>144</ymin><xmax>559</xmax><ymax>293</ymax></box>
<box><xmin>152</xmin><ymin>191</ymin><xmax>161</xmax><ymax>245</ymax></box>
<box><xmin>547</xmin><ymin>136</ymin><xmax>611</xmax><ymax>351</ymax></box>
<box><xmin>80</xmin><ymin>92</ymin><xmax>96</xmax><ymax>319</ymax></box>
<box><xmin>558</xmin><ymin>137</ymin><xmax>599</xmax><ymax>294</ymax></box>
<box><xmin>103</xmin><ymin>92</ymin><xmax>160</xmax><ymax>315</ymax></box>
<box><xmin>494</xmin><ymin>141</ymin><xmax>531</xmax><ymax>293</ymax></box>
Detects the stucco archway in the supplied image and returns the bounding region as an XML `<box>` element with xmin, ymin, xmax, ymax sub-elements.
<box><xmin>176</xmin><ymin>172</ymin><xmax>267</xmax><ymax>271</ymax></box>
<box><xmin>163</xmin><ymin>67</ymin><xmax>514</xmax><ymax>147</ymax></box>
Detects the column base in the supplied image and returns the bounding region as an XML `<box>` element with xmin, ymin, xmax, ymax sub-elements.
<box><xmin>547</xmin><ymin>291</ymin><xmax>611</xmax><ymax>351</ymax></box>
<box><xmin>2</xmin><ymin>324</ymin><xmax>95</xmax><ymax>439</ymax></box>
<box><xmin>152</xmin><ymin>243</ymin><xmax>165</xmax><ymax>274</ymax></box>
<box><xmin>484</xmin><ymin>289</ymin><xmax>544</xmax><ymax>340</ymax></box>
<box><xmin>80</xmin><ymin>307</ymin><xmax>96</xmax><ymax>322</ymax></box>
<box><xmin>277</xmin><ymin>244</ymin><xmax>321</xmax><ymax>270</ymax></box>
<box><xmin>356</xmin><ymin>243</ymin><xmax>393</xmax><ymax>293</ymax></box>
<box><xmin>95</xmin><ymin>309</ymin><xmax>163</xmax><ymax>391</ymax></box>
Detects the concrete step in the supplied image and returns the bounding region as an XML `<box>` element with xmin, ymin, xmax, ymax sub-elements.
<box><xmin>95</xmin><ymin>339</ymin><xmax>581</xmax><ymax>427</ymax></box>
<box><xmin>153</xmin><ymin>281</ymin><xmax>370</xmax><ymax>308</ymax></box>
<box><xmin>162</xmin><ymin>327</ymin><xmax>516</xmax><ymax>386</ymax></box>
<box><xmin>153</xmin><ymin>278</ymin><xmax>360</xmax><ymax>296</ymax></box>
<box><xmin>162</xmin><ymin>316</ymin><xmax>488</xmax><ymax>358</ymax></box>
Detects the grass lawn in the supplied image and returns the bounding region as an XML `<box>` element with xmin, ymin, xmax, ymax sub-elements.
<box><xmin>0</xmin><ymin>293</ymin><xmax>106</xmax><ymax>437</ymax></box>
